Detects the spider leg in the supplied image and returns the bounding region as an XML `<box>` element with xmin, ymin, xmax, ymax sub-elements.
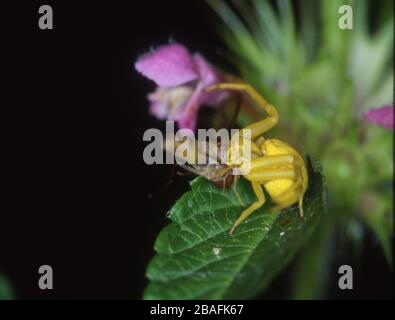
<box><xmin>245</xmin><ymin>155</ymin><xmax>296</xmax><ymax>180</ymax></box>
<box><xmin>231</xmin><ymin>175</ymin><xmax>245</xmax><ymax>206</ymax></box>
<box><xmin>205</xmin><ymin>82</ymin><xmax>279</xmax><ymax>139</ymax></box>
<box><xmin>246</xmin><ymin>168</ymin><xmax>295</xmax><ymax>181</ymax></box>
<box><xmin>229</xmin><ymin>182</ymin><xmax>265</xmax><ymax>235</ymax></box>
<box><xmin>255</xmin><ymin>136</ymin><xmax>266</xmax><ymax>147</ymax></box>
<box><xmin>249</xmin><ymin>154</ymin><xmax>295</xmax><ymax>170</ymax></box>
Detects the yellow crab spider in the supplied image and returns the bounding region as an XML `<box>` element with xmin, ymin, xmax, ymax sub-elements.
<box><xmin>204</xmin><ymin>83</ymin><xmax>308</xmax><ymax>235</ymax></box>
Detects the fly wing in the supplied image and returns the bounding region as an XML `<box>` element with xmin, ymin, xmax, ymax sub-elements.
<box><xmin>177</xmin><ymin>163</ymin><xmax>232</xmax><ymax>182</ymax></box>
<box><xmin>164</xmin><ymin>135</ymin><xmax>224</xmax><ymax>165</ymax></box>
<box><xmin>163</xmin><ymin>134</ymin><xmax>232</xmax><ymax>182</ymax></box>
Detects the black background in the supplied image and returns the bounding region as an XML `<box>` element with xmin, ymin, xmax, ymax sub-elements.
<box><xmin>1</xmin><ymin>1</ymin><xmax>392</xmax><ymax>299</ymax></box>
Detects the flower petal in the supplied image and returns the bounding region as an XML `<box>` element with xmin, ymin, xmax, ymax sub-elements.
<box><xmin>364</xmin><ymin>105</ymin><xmax>394</xmax><ymax>131</ymax></box>
<box><xmin>177</xmin><ymin>84</ymin><xmax>204</xmax><ymax>130</ymax></box>
<box><xmin>135</xmin><ymin>44</ymin><xmax>199</xmax><ymax>87</ymax></box>
<box><xmin>148</xmin><ymin>99</ymin><xmax>168</xmax><ymax>120</ymax></box>
<box><xmin>148</xmin><ymin>86</ymin><xmax>194</xmax><ymax>120</ymax></box>
<box><xmin>193</xmin><ymin>54</ymin><xmax>229</xmax><ymax>107</ymax></box>
<box><xmin>193</xmin><ymin>54</ymin><xmax>221</xmax><ymax>86</ymax></box>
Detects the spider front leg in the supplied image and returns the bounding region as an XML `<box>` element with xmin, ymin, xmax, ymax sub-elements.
<box><xmin>205</xmin><ymin>82</ymin><xmax>279</xmax><ymax>139</ymax></box>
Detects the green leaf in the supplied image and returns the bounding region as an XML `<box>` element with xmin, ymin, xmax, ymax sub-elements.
<box><xmin>0</xmin><ymin>274</ymin><xmax>14</xmax><ymax>300</ymax></box>
<box><xmin>143</xmin><ymin>158</ymin><xmax>326</xmax><ymax>299</ymax></box>
<box><xmin>291</xmin><ymin>215</ymin><xmax>335</xmax><ymax>299</ymax></box>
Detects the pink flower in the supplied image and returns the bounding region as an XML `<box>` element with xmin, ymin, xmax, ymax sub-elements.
<box><xmin>135</xmin><ymin>43</ymin><xmax>228</xmax><ymax>130</ymax></box>
<box><xmin>364</xmin><ymin>105</ymin><xmax>394</xmax><ymax>131</ymax></box>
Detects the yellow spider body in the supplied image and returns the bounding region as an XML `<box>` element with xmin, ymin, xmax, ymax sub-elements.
<box><xmin>256</xmin><ymin>138</ymin><xmax>307</xmax><ymax>205</ymax></box>
<box><xmin>177</xmin><ymin>82</ymin><xmax>308</xmax><ymax>235</ymax></box>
